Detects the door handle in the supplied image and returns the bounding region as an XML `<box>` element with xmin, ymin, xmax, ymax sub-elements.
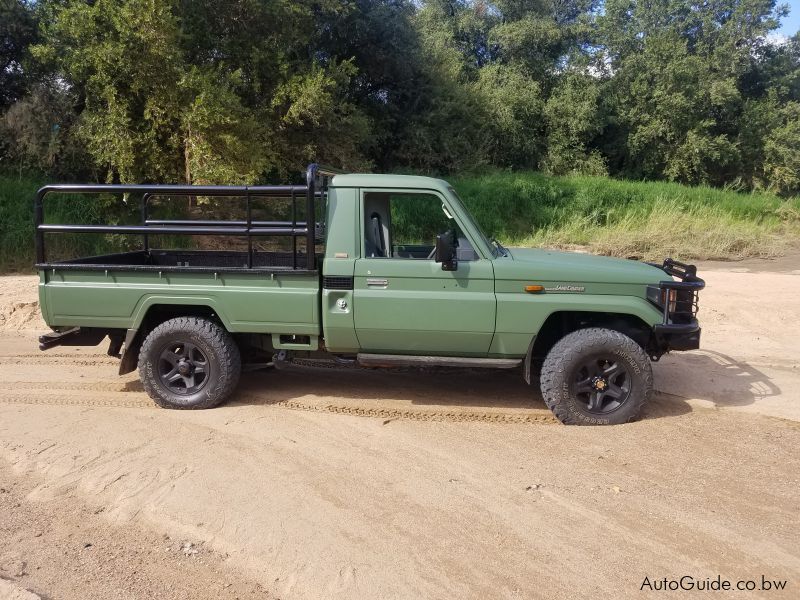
<box><xmin>366</xmin><ymin>278</ymin><xmax>388</xmax><ymax>287</ymax></box>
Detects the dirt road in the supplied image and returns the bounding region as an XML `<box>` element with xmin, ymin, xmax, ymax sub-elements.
<box><xmin>1</xmin><ymin>258</ymin><xmax>799</xmax><ymax>599</ymax></box>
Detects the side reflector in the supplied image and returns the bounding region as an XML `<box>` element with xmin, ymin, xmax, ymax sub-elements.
<box><xmin>525</xmin><ymin>285</ymin><xmax>544</xmax><ymax>293</ymax></box>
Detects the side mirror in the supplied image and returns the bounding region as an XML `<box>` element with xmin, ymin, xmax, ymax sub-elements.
<box><xmin>435</xmin><ymin>230</ymin><xmax>458</xmax><ymax>271</ymax></box>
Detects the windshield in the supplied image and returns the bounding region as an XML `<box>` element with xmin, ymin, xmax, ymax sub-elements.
<box><xmin>445</xmin><ymin>186</ymin><xmax>501</xmax><ymax>257</ymax></box>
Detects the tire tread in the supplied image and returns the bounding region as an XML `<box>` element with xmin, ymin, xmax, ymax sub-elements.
<box><xmin>138</xmin><ymin>317</ymin><xmax>241</xmax><ymax>410</ymax></box>
<box><xmin>540</xmin><ymin>327</ymin><xmax>653</xmax><ymax>425</ymax></box>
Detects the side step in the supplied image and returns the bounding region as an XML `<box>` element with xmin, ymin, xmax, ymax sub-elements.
<box><xmin>39</xmin><ymin>327</ymin><xmax>108</xmax><ymax>351</ymax></box>
<box><xmin>357</xmin><ymin>353</ymin><xmax>521</xmax><ymax>369</ymax></box>
<box><xmin>39</xmin><ymin>327</ymin><xmax>81</xmax><ymax>350</ymax></box>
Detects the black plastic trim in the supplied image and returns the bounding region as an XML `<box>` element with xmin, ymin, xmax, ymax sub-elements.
<box><xmin>654</xmin><ymin>321</ymin><xmax>702</xmax><ymax>351</ymax></box>
<box><xmin>323</xmin><ymin>276</ymin><xmax>354</xmax><ymax>290</ymax></box>
<box><xmin>654</xmin><ymin>321</ymin><xmax>700</xmax><ymax>335</ymax></box>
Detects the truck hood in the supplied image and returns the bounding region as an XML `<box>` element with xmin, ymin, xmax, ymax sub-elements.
<box><xmin>501</xmin><ymin>247</ymin><xmax>666</xmax><ymax>286</ymax></box>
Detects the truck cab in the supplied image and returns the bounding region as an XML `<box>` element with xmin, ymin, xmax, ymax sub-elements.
<box><xmin>35</xmin><ymin>164</ymin><xmax>704</xmax><ymax>424</ymax></box>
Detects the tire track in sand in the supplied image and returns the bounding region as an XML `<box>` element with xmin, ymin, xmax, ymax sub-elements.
<box><xmin>0</xmin><ymin>382</ymin><xmax>556</xmax><ymax>424</ymax></box>
<box><xmin>1</xmin><ymin>349</ymin><xmax>556</xmax><ymax>424</ymax></box>
<box><xmin>0</xmin><ymin>354</ymin><xmax>119</xmax><ymax>366</ymax></box>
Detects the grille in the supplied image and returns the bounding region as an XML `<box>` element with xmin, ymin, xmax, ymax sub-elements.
<box><xmin>671</xmin><ymin>289</ymin><xmax>700</xmax><ymax>323</ymax></box>
<box><xmin>323</xmin><ymin>276</ymin><xmax>354</xmax><ymax>290</ymax></box>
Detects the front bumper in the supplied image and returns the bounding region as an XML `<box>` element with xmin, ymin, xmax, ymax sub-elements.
<box><xmin>654</xmin><ymin>320</ymin><xmax>701</xmax><ymax>351</ymax></box>
<box><xmin>649</xmin><ymin>258</ymin><xmax>705</xmax><ymax>354</ymax></box>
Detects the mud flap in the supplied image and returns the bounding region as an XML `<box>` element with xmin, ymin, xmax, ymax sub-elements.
<box><xmin>118</xmin><ymin>328</ymin><xmax>142</xmax><ymax>375</ymax></box>
<box><xmin>523</xmin><ymin>336</ymin><xmax>537</xmax><ymax>385</ymax></box>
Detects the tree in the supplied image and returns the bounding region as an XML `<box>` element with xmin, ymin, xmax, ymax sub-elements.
<box><xmin>31</xmin><ymin>0</ymin><xmax>373</xmax><ymax>183</ymax></box>
<box><xmin>33</xmin><ymin>0</ymin><xmax>189</xmax><ymax>182</ymax></box>
<box><xmin>762</xmin><ymin>101</ymin><xmax>800</xmax><ymax>195</ymax></box>
<box><xmin>598</xmin><ymin>0</ymin><xmax>788</xmax><ymax>186</ymax></box>
<box><xmin>0</xmin><ymin>0</ymin><xmax>37</xmax><ymax>110</ymax></box>
<box><xmin>475</xmin><ymin>63</ymin><xmax>545</xmax><ymax>168</ymax></box>
<box><xmin>543</xmin><ymin>73</ymin><xmax>606</xmax><ymax>175</ymax></box>
<box><xmin>3</xmin><ymin>82</ymin><xmax>90</xmax><ymax>177</ymax></box>
<box><xmin>3</xmin><ymin>0</ymin><xmax>798</xmax><ymax>191</ymax></box>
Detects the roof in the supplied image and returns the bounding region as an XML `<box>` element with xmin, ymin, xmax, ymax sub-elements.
<box><xmin>330</xmin><ymin>173</ymin><xmax>452</xmax><ymax>192</ymax></box>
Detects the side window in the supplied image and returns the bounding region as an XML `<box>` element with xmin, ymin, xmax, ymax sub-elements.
<box><xmin>362</xmin><ymin>192</ymin><xmax>477</xmax><ymax>260</ymax></box>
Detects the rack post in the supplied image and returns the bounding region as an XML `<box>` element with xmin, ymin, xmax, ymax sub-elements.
<box><xmin>246</xmin><ymin>190</ymin><xmax>253</xmax><ymax>268</ymax></box>
<box><xmin>141</xmin><ymin>193</ymin><xmax>150</xmax><ymax>251</ymax></box>
<box><xmin>291</xmin><ymin>188</ymin><xmax>297</xmax><ymax>270</ymax></box>
<box><xmin>305</xmin><ymin>164</ymin><xmax>317</xmax><ymax>271</ymax></box>
<box><xmin>34</xmin><ymin>189</ymin><xmax>46</xmax><ymax>264</ymax></box>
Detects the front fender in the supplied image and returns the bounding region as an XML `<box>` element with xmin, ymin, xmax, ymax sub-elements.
<box><xmin>490</xmin><ymin>293</ymin><xmax>663</xmax><ymax>356</ymax></box>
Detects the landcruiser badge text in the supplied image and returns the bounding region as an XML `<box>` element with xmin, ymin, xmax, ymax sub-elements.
<box><xmin>544</xmin><ymin>284</ymin><xmax>586</xmax><ymax>292</ymax></box>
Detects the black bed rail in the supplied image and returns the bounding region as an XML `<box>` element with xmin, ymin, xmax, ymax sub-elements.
<box><xmin>34</xmin><ymin>163</ymin><xmax>340</xmax><ymax>272</ymax></box>
<box><xmin>38</xmin><ymin>224</ymin><xmax>310</xmax><ymax>236</ymax></box>
<box><xmin>144</xmin><ymin>219</ymin><xmax>310</xmax><ymax>227</ymax></box>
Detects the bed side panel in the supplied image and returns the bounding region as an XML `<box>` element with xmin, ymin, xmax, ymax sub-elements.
<box><xmin>41</xmin><ymin>269</ymin><xmax>320</xmax><ymax>335</ymax></box>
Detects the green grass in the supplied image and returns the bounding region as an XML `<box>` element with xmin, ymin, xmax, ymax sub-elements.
<box><xmin>450</xmin><ymin>171</ymin><xmax>800</xmax><ymax>261</ymax></box>
<box><xmin>2</xmin><ymin>170</ymin><xmax>799</xmax><ymax>272</ymax></box>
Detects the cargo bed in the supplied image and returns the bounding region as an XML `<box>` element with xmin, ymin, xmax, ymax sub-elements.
<box><xmin>35</xmin><ymin>166</ymin><xmax>335</xmax><ymax>340</ymax></box>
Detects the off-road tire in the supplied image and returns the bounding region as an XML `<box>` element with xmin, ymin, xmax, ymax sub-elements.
<box><xmin>138</xmin><ymin>317</ymin><xmax>241</xmax><ymax>409</ymax></box>
<box><xmin>540</xmin><ymin>327</ymin><xmax>652</xmax><ymax>425</ymax></box>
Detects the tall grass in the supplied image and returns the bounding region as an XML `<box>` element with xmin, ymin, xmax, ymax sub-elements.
<box><xmin>450</xmin><ymin>172</ymin><xmax>800</xmax><ymax>261</ymax></box>
<box><xmin>0</xmin><ymin>173</ymin><xmax>133</xmax><ymax>271</ymax></box>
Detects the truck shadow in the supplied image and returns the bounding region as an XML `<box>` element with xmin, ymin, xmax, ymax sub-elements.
<box><xmin>652</xmin><ymin>349</ymin><xmax>781</xmax><ymax>409</ymax></box>
<box><xmin>124</xmin><ymin>351</ymin><xmax>776</xmax><ymax>421</ymax></box>
<box><xmin>232</xmin><ymin>363</ymin><xmax>694</xmax><ymax>420</ymax></box>
<box><xmin>236</xmin><ymin>365</ymin><xmax>540</xmax><ymax>411</ymax></box>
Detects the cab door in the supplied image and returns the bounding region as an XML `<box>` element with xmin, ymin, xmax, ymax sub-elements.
<box><xmin>352</xmin><ymin>189</ymin><xmax>496</xmax><ymax>356</ymax></box>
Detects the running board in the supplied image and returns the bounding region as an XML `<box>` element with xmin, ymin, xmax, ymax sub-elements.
<box><xmin>39</xmin><ymin>327</ymin><xmax>107</xmax><ymax>351</ymax></box>
<box><xmin>356</xmin><ymin>353</ymin><xmax>521</xmax><ymax>369</ymax></box>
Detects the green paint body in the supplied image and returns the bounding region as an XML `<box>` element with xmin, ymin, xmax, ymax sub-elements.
<box><xmin>39</xmin><ymin>173</ymin><xmax>668</xmax><ymax>356</ymax></box>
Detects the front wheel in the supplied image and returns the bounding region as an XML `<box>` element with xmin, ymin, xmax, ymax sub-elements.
<box><xmin>540</xmin><ymin>328</ymin><xmax>652</xmax><ymax>425</ymax></box>
<box><xmin>138</xmin><ymin>317</ymin><xmax>241</xmax><ymax>409</ymax></box>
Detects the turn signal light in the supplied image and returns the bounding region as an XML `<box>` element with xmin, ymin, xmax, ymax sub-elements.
<box><xmin>525</xmin><ymin>285</ymin><xmax>544</xmax><ymax>293</ymax></box>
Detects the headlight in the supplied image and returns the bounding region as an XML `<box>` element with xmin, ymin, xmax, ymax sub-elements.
<box><xmin>646</xmin><ymin>285</ymin><xmax>676</xmax><ymax>309</ymax></box>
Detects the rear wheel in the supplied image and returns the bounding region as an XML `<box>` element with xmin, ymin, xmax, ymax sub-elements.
<box><xmin>138</xmin><ymin>317</ymin><xmax>241</xmax><ymax>409</ymax></box>
<box><xmin>540</xmin><ymin>328</ymin><xmax>652</xmax><ymax>425</ymax></box>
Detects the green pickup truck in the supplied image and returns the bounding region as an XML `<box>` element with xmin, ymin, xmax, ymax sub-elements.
<box><xmin>35</xmin><ymin>164</ymin><xmax>704</xmax><ymax>425</ymax></box>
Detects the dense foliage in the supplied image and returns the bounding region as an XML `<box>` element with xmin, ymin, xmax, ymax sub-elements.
<box><xmin>1</xmin><ymin>0</ymin><xmax>798</xmax><ymax>195</ymax></box>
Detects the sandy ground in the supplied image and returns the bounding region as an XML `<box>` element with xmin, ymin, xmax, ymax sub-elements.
<box><xmin>0</xmin><ymin>257</ymin><xmax>799</xmax><ymax>599</ymax></box>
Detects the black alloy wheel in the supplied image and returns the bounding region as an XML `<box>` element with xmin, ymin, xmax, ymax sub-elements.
<box><xmin>157</xmin><ymin>341</ymin><xmax>210</xmax><ymax>395</ymax></box>
<box><xmin>571</xmin><ymin>356</ymin><xmax>632</xmax><ymax>415</ymax></box>
<box><xmin>138</xmin><ymin>316</ymin><xmax>241</xmax><ymax>409</ymax></box>
<box><xmin>540</xmin><ymin>327</ymin><xmax>653</xmax><ymax>425</ymax></box>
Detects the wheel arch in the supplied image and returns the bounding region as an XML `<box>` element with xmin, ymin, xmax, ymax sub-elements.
<box><xmin>523</xmin><ymin>310</ymin><xmax>655</xmax><ymax>385</ymax></box>
<box><xmin>119</xmin><ymin>300</ymin><xmax>231</xmax><ymax>375</ymax></box>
